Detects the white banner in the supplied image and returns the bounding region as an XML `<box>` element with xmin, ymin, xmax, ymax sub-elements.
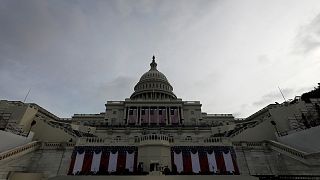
<box><xmin>174</xmin><ymin>151</ymin><xmax>183</xmax><ymax>173</ymax></box>
<box><xmin>207</xmin><ymin>152</ymin><xmax>217</xmax><ymax>173</ymax></box>
<box><xmin>90</xmin><ymin>151</ymin><xmax>102</xmax><ymax>172</ymax></box>
<box><xmin>108</xmin><ymin>151</ymin><xmax>118</xmax><ymax>172</ymax></box>
<box><xmin>191</xmin><ymin>151</ymin><xmax>201</xmax><ymax>173</ymax></box>
<box><xmin>73</xmin><ymin>151</ymin><xmax>85</xmax><ymax>174</ymax></box>
<box><xmin>223</xmin><ymin>151</ymin><xmax>235</xmax><ymax>173</ymax></box>
<box><xmin>125</xmin><ymin>151</ymin><xmax>135</xmax><ymax>172</ymax></box>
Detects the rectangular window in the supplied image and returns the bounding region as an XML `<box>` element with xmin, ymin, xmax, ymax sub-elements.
<box><xmin>159</xmin><ymin>110</ymin><xmax>162</xmax><ymax>115</ymax></box>
<box><xmin>129</xmin><ymin>110</ymin><xmax>133</xmax><ymax>115</ymax></box>
<box><xmin>150</xmin><ymin>109</ymin><xmax>154</xmax><ymax>115</ymax></box>
<box><xmin>142</xmin><ymin>110</ymin><xmax>145</xmax><ymax>115</ymax></box>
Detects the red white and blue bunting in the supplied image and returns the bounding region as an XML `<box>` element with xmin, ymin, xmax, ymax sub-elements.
<box><xmin>68</xmin><ymin>146</ymin><xmax>138</xmax><ymax>175</ymax></box>
<box><xmin>171</xmin><ymin>146</ymin><xmax>239</xmax><ymax>175</ymax></box>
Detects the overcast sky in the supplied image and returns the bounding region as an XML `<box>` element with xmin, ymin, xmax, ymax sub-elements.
<box><xmin>1</xmin><ymin>0</ymin><xmax>320</xmax><ymax>118</ymax></box>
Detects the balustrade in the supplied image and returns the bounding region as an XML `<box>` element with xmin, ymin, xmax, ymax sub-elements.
<box><xmin>135</xmin><ymin>134</ymin><xmax>173</xmax><ymax>144</ymax></box>
<box><xmin>0</xmin><ymin>141</ymin><xmax>40</xmax><ymax>161</ymax></box>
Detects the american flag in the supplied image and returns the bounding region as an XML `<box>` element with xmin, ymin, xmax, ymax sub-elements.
<box><xmin>159</xmin><ymin>109</ymin><xmax>166</xmax><ymax>124</ymax></box>
<box><xmin>150</xmin><ymin>108</ymin><xmax>158</xmax><ymax>124</ymax></box>
<box><xmin>171</xmin><ymin>108</ymin><xmax>179</xmax><ymax>124</ymax></box>
<box><xmin>128</xmin><ymin>109</ymin><xmax>137</xmax><ymax>124</ymax></box>
<box><xmin>141</xmin><ymin>109</ymin><xmax>149</xmax><ymax>124</ymax></box>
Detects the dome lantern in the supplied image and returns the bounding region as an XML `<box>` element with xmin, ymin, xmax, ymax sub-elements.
<box><xmin>150</xmin><ymin>55</ymin><xmax>157</xmax><ymax>70</ymax></box>
<box><xmin>130</xmin><ymin>56</ymin><xmax>177</xmax><ymax>100</ymax></box>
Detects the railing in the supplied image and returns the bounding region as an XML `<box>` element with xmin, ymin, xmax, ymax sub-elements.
<box><xmin>42</xmin><ymin>142</ymin><xmax>75</xmax><ymax>149</ymax></box>
<box><xmin>5</xmin><ymin>123</ymin><xmax>28</xmax><ymax>137</ymax></box>
<box><xmin>77</xmin><ymin>137</ymin><xmax>131</xmax><ymax>146</ymax></box>
<box><xmin>46</xmin><ymin>120</ymin><xmax>76</xmax><ymax>137</ymax></box>
<box><xmin>184</xmin><ymin>101</ymin><xmax>200</xmax><ymax>104</ymax></box>
<box><xmin>232</xmin><ymin>141</ymin><xmax>266</xmax><ymax>150</ymax></box>
<box><xmin>0</xmin><ymin>141</ymin><xmax>40</xmax><ymax>161</ymax></box>
<box><xmin>255</xmin><ymin>175</ymin><xmax>320</xmax><ymax>180</ymax></box>
<box><xmin>233</xmin><ymin>140</ymin><xmax>320</xmax><ymax>165</ymax></box>
<box><xmin>229</xmin><ymin>121</ymin><xmax>259</xmax><ymax>137</ymax></box>
<box><xmin>267</xmin><ymin>140</ymin><xmax>307</xmax><ymax>160</ymax></box>
<box><xmin>136</xmin><ymin>134</ymin><xmax>173</xmax><ymax>143</ymax></box>
<box><xmin>204</xmin><ymin>137</ymin><xmax>222</xmax><ymax>143</ymax></box>
<box><xmin>84</xmin><ymin>137</ymin><xmax>105</xmax><ymax>144</ymax></box>
<box><xmin>245</xmin><ymin>104</ymin><xmax>277</xmax><ymax>122</ymax></box>
<box><xmin>206</xmin><ymin>114</ymin><xmax>233</xmax><ymax>117</ymax></box>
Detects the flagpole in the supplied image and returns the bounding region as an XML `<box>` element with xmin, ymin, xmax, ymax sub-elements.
<box><xmin>23</xmin><ymin>88</ymin><xmax>31</xmax><ymax>103</ymax></box>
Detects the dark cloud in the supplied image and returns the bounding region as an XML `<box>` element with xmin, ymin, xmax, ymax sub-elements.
<box><xmin>0</xmin><ymin>0</ymin><xmax>319</xmax><ymax>119</ymax></box>
<box><xmin>96</xmin><ymin>76</ymin><xmax>136</xmax><ymax>101</ymax></box>
<box><xmin>0</xmin><ymin>0</ymin><xmax>217</xmax><ymax>117</ymax></box>
<box><xmin>252</xmin><ymin>88</ymin><xmax>294</xmax><ymax>106</ymax></box>
<box><xmin>294</xmin><ymin>13</ymin><xmax>320</xmax><ymax>54</ymax></box>
<box><xmin>232</xmin><ymin>104</ymin><xmax>249</xmax><ymax>118</ymax></box>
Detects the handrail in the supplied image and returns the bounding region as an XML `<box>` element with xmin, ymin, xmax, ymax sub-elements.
<box><xmin>41</xmin><ymin>142</ymin><xmax>75</xmax><ymax>150</ymax></box>
<box><xmin>229</xmin><ymin>121</ymin><xmax>259</xmax><ymax>137</ymax></box>
<box><xmin>267</xmin><ymin>140</ymin><xmax>308</xmax><ymax>159</ymax></box>
<box><xmin>0</xmin><ymin>141</ymin><xmax>40</xmax><ymax>161</ymax></box>
<box><xmin>233</xmin><ymin>140</ymin><xmax>320</xmax><ymax>165</ymax></box>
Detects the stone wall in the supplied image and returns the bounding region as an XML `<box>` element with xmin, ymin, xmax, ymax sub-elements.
<box><xmin>1</xmin><ymin>142</ymin><xmax>320</xmax><ymax>180</ymax></box>
<box><xmin>235</xmin><ymin>147</ymin><xmax>320</xmax><ymax>176</ymax></box>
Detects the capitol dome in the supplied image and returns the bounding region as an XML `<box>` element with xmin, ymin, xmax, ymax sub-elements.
<box><xmin>130</xmin><ymin>56</ymin><xmax>177</xmax><ymax>100</ymax></box>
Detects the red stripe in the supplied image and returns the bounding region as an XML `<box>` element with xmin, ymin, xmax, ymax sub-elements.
<box><xmin>81</xmin><ymin>151</ymin><xmax>93</xmax><ymax>173</ymax></box>
<box><xmin>199</xmin><ymin>152</ymin><xmax>209</xmax><ymax>173</ymax></box>
<box><xmin>171</xmin><ymin>151</ymin><xmax>175</xmax><ymax>173</ymax></box>
<box><xmin>134</xmin><ymin>151</ymin><xmax>138</xmax><ymax>172</ymax></box>
<box><xmin>99</xmin><ymin>151</ymin><xmax>109</xmax><ymax>173</ymax></box>
<box><xmin>117</xmin><ymin>151</ymin><xmax>127</xmax><ymax>172</ymax></box>
<box><xmin>215</xmin><ymin>151</ymin><xmax>226</xmax><ymax>174</ymax></box>
<box><xmin>183</xmin><ymin>151</ymin><xmax>192</xmax><ymax>173</ymax></box>
<box><xmin>68</xmin><ymin>152</ymin><xmax>77</xmax><ymax>175</ymax></box>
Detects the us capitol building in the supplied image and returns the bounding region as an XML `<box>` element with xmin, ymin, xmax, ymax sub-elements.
<box><xmin>0</xmin><ymin>56</ymin><xmax>320</xmax><ymax>180</ymax></box>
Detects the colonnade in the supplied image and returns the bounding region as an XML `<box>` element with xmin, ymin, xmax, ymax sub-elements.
<box><xmin>124</xmin><ymin>106</ymin><xmax>183</xmax><ymax>125</ymax></box>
